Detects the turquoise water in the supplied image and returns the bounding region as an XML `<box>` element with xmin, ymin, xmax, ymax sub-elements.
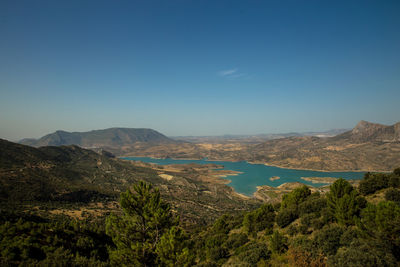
<box><xmin>123</xmin><ymin>157</ymin><xmax>365</xmax><ymax>196</ymax></box>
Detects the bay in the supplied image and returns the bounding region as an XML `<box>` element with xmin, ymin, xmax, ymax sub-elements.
<box><xmin>122</xmin><ymin>157</ymin><xmax>365</xmax><ymax>196</ymax></box>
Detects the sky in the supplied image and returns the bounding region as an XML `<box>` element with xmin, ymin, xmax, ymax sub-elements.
<box><xmin>1</xmin><ymin>0</ymin><xmax>400</xmax><ymax>141</ymax></box>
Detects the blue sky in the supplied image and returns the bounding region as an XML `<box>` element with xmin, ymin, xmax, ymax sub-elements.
<box><xmin>1</xmin><ymin>0</ymin><xmax>399</xmax><ymax>140</ymax></box>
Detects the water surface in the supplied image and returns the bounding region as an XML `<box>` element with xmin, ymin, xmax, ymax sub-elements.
<box><xmin>123</xmin><ymin>157</ymin><xmax>365</xmax><ymax>196</ymax></box>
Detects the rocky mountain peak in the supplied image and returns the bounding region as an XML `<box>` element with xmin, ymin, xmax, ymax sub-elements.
<box><xmin>349</xmin><ymin>120</ymin><xmax>400</xmax><ymax>142</ymax></box>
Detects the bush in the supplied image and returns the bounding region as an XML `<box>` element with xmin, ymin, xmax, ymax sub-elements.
<box><xmin>281</xmin><ymin>186</ymin><xmax>311</xmax><ymax>210</ymax></box>
<box><xmin>207</xmin><ymin>246</ymin><xmax>229</xmax><ymax>262</ymax></box>
<box><xmin>313</xmin><ymin>225</ymin><xmax>344</xmax><ymax>256</ymax></box>
<box><xmin>359</xmin><ymin>173</ymin><xmax>389</xmax><ymax>195</ymax></box>
<box><xmin>300</xmin><ymin>213</ymin><xmax>318</xmax><ymax>227</ymax></box>
<box><xmin>225</xmin><ymin>233</ymin><xmax>249</xmax><ymax>250</ymax></box>
<box><xmin>388</xmin><ymin>175</ymin><xmax>400</xmax><ymax>188</ymax></box>
<box><xmin>329</xmin><ymin>239</ymin><xmax>397</xmax><ymax>267</ymax></box>
<box><xmin>236</xmin><ymin>242</ymin><xmax>270</xmax><ymax>265</ymax></box>
<box><xmin>243</xmin><ymin>204</ymin><xmax>275</xmax><ymax>235</ymax></box>
<box><xmin>385</xmin><ymin>188</ymin><xmax>400</xmax><ymax>204</ymax></box>
<box><xmin>269</xmin><ymin>231</ymin><xmax>288</xmax><ymax>254</ymax></box>
<box><xmin>276</xmin><ymin>208</ymin><xmax>297</xmax><ymax>228</ymax></box>
<box><xmin>311</xmin><ymin>218</ymin><xmax>325</xmax><ymax>230</ymax></box>
<box><xmin>287</xmin><ymin>225</ymin><xmax>298</xmax><ymax>236</ymax></box>
<box><xmin>298</xmin><ymin>194</ymin><xmax>327</xmax><ymax>216</ymax></box>
<box><xmin>339</xmin><ymin>227</ymin><xmax>361</xmax><ymax>247</ymax></box>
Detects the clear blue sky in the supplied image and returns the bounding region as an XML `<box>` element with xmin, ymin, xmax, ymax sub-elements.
<box><xmin>1</xmin><ymin>0</ymin><xmax>399</xmax><ymax>140</ymax></box>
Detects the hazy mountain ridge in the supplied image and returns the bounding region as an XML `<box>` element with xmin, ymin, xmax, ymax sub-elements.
<box><xmin>172</xmin><ymin>128</ymin><xmax>349</xmax><ymax>144</ymax></box>
<box><xmin>19</xmin><ymin>128</ymin><xmax>179</xmax><ymax>156</ymax></box>
<box><xmin>15</xmin><ymin>121</ymin><xmax>400</xmax><ymax>171</ymax></box>
<box><xmin>20</xmin><ymin>128</ymin><xmax>176</xmax><ymax>147</ymax></box>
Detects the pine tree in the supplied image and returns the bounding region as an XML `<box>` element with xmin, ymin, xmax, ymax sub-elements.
<box><xmin>326</xmin><ymin>179</ymin><xmax>365</xmax><ymax>225</ymax></box>
<box><xmin>106</xmin><ymin>181</ymin><xmax>177</xmax><ymax>266</ymax></box>
<box><xmin>155</xmin><ymin>226</ymin><xmax>194</xmax><ymax>266</ymax></box>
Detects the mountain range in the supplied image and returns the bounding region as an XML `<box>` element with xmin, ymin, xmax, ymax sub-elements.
<box><xmin>117</xmin><ymin>121</ymin><xmax>400</xmax><ymax>172</ymax></box>
<box><xmin>17</xmin><ymin>120</ymin><xmax>400</xmax><ymax>171</ymax></box>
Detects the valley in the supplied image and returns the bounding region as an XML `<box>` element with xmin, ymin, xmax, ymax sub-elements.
<box><xmin>0</xmin><ymin>139</ymin><xmax>260</xmax><ymax>225</ymax></box>
<box><xmin>2</xmin><ymin>123</ymin><xmax>400</xmax><ymax>266</ymax></box>
<box><xmin>100</xmin><ymin>121</ymin><xmax>399</xmax><ymax>172</ymax></box>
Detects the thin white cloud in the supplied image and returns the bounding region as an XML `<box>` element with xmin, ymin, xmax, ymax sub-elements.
<box><xmin>218</xmin><ymin>68</ymin><xmax>238</xmax><ymax>76</ymax></box>
<box><xmin>217</xmin><ymin>68</ymin><xmax>253</xmax><ymax>80</ymax></box>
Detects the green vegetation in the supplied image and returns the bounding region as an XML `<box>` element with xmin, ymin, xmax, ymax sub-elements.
<box><xmin>1</xmin><ymin>145</ymin><xmax>400</xmax><ymax>266</ymax></box>
<box><xmin>106</xmin><ymin>181</ymin><xmax>191</xmax><ymax>266</ymax></box>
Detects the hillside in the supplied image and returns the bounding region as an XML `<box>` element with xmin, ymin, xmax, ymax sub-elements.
<box><xmin>0</xmin><ymin>139</ymin><xmax>258</xmax><ymax>223</ymax></box>
<box><xmin>171</xmin><ymin>128</ymin><xmax>349</xmax><ymax>144</ymax></box>
<box><xmin>247</xmin><ymin>121</ymin><xmax>400</xmax><ymax>171</ymax></box>
<box><xmin>1</xmin><ymin>167</ymin><xmax>399</xmax><ymax>266</ymax></box>
<box><xmin>123</xmin><ymin>121</ymin><xmax>400</xmax><ymax>172</ymax></box>
<box><xmin>332</xmin><ymin>120</ymin><xmax>400</xmax><ymax>143</ymax></box>
<box><xmin>19</xmin><ymin>128</ymin><xmax>178</xmax><ymax>155</ymax></box>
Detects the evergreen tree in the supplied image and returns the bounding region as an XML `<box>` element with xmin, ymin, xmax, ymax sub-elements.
<box><xmin>106</xmin><ymin>181</ymin><xmax>177</xmax><ymax>266</ymax></box>
<box><xmin>281</xmin><ymin>185</ymin><xmax>311</xmax><ymax>210</ymax></box>
<box><xmin>156</xmin><ymin>226</ymin><xmax>194</xmax><ymax>267</ymax></box>
<box><xmin>326</xmin><ymin>179</ymin><xmax>365</xmax><ymax>225</ymax></box>
<box><xmin>243</xmin><ymin>204</ymin><xmax>275</xmax><ymax>235</ymax></box>
<box><xmin>269</xmin><ymin>230</ymin><xmax>288</xmax><ymax>254</ymax></box>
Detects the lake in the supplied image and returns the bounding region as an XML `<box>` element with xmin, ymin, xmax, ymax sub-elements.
<box><xmin>122</xmin><ymin>157</ymin><xmax>365</xmax><ymax>196</ymax></box>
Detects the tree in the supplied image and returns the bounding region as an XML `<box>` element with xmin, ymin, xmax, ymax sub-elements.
<box><xmin>243</xmin><ymin>204</ymin><xmax>275</xmax><ymax>235</ymax></box>
<box><xmin>359</xmin><ymin>173</ymin><xmax>389</xmax><ymax>195</ymax></box>
<box><xmin>385</xmin><ymin>188</ymin><xmax>400</xmax><ymax>204</ymax></box>
<box><xmin>155</xmin><ymin>226</ymin><xmax>194</xmax><ymax>266</ymax></box>
<box><xmin>236</xmin><ymin>241</ymin><xmax>270</xmax><ymax>265</ymax></box>
<box><xmin>326</xmin><ymin>179</ymin><xmax>365</xmax><ymax>225</ymax></box>
<box><xmin>313</xmin><ymin>225</ymin><xmax>344</xmax><ymax>256</ymax></box>
<box><xmin>276</xmin><ymin>208</ymin><xmax>297</xmax><ymax>228</ymax></box>
<box><xmin>360</xmin><ymin>201</ymin><xmax>400</xmax><ymax>260</ymax></box>
<box><xmin>106</xmin><ymin>181</ymin><xmax>177</xmax><ymax>266</ymax></box>
<box><xmin>269</xmin><ymin>231</ymin><xmax>288</xmax><ymax>254</ymax></box>
<box><xmin>281</xmin><ymin>185</ymin><xmax>311</xmax><ymax>210</ymax></box>
<box><xmin>329</xmin><ymin>239</ymin><xmax>397</xmax><ymax>267</ymax></box>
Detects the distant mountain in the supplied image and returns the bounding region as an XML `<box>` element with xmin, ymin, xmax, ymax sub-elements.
<box><xmin>172</xmin><ymin>128</ymin><xmax>349</xmax><ymax>144</ymax></box>
<box><xmin>247</xmin><ymin>121</ymin><xmax>400</xmax><ymax>171</ymax></box>
<box><xmin>126</xmin><ymin>121</ymin><xmax>400</xmax><ymax>171</ymax></box>
<box><xmin>301</xmin><ymin>128</ymin><xmax>350</xmax><ymax>138</ymax></box>
<box><xmin>19</xmin><ymin>128</ymin><xmax>178</xmax><ymax>155</ymax></box>
<box><xmin>332</xmin><ymin>120</ymin><xmax>400</xmax><ymax>143</ymax></box>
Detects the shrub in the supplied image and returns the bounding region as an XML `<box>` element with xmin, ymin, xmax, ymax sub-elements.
<box><xmin>329</xmin><ymin>239</ymin><xmax>397</xmax><ymax>267</ymax></box>
<box><xmin>281</xmin><ymin>186</ymin><xmax>311</xmax><ymax>210</ymax></box>
<box><xmin>298</xmin><ymin>194</ymin><xmax>326</xmax><ymax>216</ymax></box>
<box><xmin>313</xmin><ymin>225</ymin><xmax>344</xmax><ymax>256</ymax></box>
<box><xmin>236</xmin><ymin>242</ymin><xmax>270</xmax><ymax>265</ymax></box>
<box><xmin>225</xmin><ymin>233</ymin><xmax>249</xmax><ymax>250</ymax></box>
<box><xmin>385</xmin><ymin>188</ymin><xmax>400</xmax><ymax>204</ymax></box>
<box><xmin>269</xmin><ymin>231</ymin><xmax>288</xmax><ymax>254</ymax></box>
<box><xmin>243</xmin><ymin>204</ymin><xmax>275</xmax><ymax>235</ymax></box>
<box><xmin>359</xmin><ymin>173</ymin><xmax>389</xmax><ymax>195</ymax></box>
<box><xmin>276</xmin><ymin>208</ymin><xmax>297</xmax><ymax>228</ymax></box>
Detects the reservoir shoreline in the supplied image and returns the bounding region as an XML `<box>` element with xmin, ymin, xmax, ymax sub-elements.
<box><xmin>122</xmin><ymin>156</ymin><xmax>365</xmax><ymax>197</ymax></box>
